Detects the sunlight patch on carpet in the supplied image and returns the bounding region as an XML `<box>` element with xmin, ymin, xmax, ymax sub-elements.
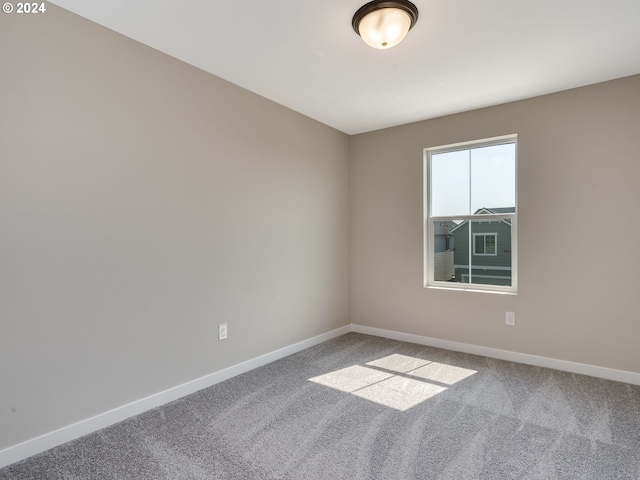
<box><xmin>366</xmin><ymin>353</ymin><xmax>430</xmax><ymax>373</ymax></box>
<box><xmin>309</xmin><ymin>354</ymin><xmax>477</xmax><ymax>411</ymax></box>
<box><xmin>409</xmin><ymin>362</ymin><xmax>477</xmax><ymax>385</ymax></box>
<box><xmin>307</xmin><ymin>365</ymin><xmax>393</xmax><ymax>393</ymax></box>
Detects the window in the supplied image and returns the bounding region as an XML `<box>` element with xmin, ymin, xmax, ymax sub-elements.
<box><xmin>473</xmin><ymin>233</ymin><xmax>497</xmax><ymax>256</ymax></box>
<box><xmin>424</xmin><ymin>135</ymin><xmax>517</xmax><ymax>293</ymax></box>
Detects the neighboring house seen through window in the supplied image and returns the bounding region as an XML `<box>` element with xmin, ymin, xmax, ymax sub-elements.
<box><xmin>424</xmin><ymin>135</ymin><xmax>517</xmax><ymax>293</ymax></box>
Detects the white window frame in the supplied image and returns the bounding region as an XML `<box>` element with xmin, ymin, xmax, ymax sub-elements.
<box><xmin>423</xmin><ymin>134</ymin><xmax>517</xmax><ymax>294</ymax></box>
<box><xmin>473</xmin><ymin>233</ymin><xmax>498</xmax><ymax>256</ymax></box>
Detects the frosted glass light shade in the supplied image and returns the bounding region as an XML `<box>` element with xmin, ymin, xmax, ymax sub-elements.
<box><xmin>358</xmin><ymin>8</ymin><xmax>412</xmax><ymax>49</ymax></box>
<box><xmin>352</xmin><ymin>1</ymin><xmax>418</xmax><ymax>50</ymax></box>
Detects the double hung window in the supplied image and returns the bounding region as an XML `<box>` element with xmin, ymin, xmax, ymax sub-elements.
<box><xmin>424</xmin><ymin>135</ymin><xmax>517</xmax><ymax>293</ymax></box>
<box><xmin>473</xmin><ymin>233</ymin><xmax>497</xmax><ymax>256</ymax></box>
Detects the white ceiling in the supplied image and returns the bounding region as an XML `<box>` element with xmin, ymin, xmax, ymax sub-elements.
<box><xmin>49</xmin><ymin>0</ymin><xmax>640</xmax><ymax>135</ymax></box>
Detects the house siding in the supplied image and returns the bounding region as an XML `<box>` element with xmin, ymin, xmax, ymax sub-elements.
<box><xmin>452</xmin><ymin>220</ymin><xmax>512</xmax><ymax>284</ymax></box>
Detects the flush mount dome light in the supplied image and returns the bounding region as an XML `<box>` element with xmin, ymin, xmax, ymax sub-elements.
<box><xmin>352</xmin><ymin>0</ymin><xmax>418</xmax><ymax>50</ymax></box>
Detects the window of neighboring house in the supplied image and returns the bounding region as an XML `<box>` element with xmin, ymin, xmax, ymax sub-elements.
<box><xmin>473</xmin><ymin>233</ymin><xmax>497</xmax><ymax>256</ymax></box>
<box><xmin>424</xmin><ymin>135</ymin><xmax>517</xmax><ymax>293</ymax></box>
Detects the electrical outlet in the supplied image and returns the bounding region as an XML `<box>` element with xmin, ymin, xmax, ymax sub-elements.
<box><xmin>218</xmin><ymin>323</ymin><xmax>228</xmax><ymax>340</ymax></box>
<box><xmin>505</xmin><ymin>312</ymin><xmax>516</xmax><ymax>326</ymax></box>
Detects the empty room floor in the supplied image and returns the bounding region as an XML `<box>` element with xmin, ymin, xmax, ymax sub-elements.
<box><xmin>1</xmin><ymin>333</ymin><xmax>639</xmax><ymax>479</ymax></box>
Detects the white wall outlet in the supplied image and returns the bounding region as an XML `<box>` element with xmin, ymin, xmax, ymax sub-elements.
<box><xmin>218</xmin><ymin>323</ymin><xmax>228</xmax><ymax>340</ymax></box>
<box><xmin>505</xmin><ymin>312</ymin><xmax>516</xmax><ymax>326</ymax></box>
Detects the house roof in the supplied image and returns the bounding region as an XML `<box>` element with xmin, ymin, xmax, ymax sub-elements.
<box><xmin>476</xmin><ymin>207</ymin><xmax>515</xmax><ymax>215</ymax></box>
<box><xmin>434</xmin><ymin>221</ymin><xmax>458</xmax><ymax>236</ymax></box>
<box><xmin>449</xmin><ymin>207</ymin><xmax>514</xmax><ymax>233</ymax></box>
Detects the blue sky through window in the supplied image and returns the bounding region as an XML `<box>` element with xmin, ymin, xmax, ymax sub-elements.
<box><xmin>431</xmin><ymin>143</ymin><xmax>515</xmax><ymax>217</ymax></box>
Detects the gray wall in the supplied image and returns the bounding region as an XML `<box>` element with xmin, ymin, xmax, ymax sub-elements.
<box><xmin>0</xmin><ymin>6</ymin><xmax>350</xmax><ymax>449</ymax></box>
<box><xmin>351</xmin><ymin>74</ymin><xmax>640</xmax><ymax>374</ymax></box>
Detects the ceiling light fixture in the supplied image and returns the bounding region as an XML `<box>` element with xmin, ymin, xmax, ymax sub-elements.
<box><xmin>352</xmin><ymin>0</ymin><xmax>419</xmax><ymax>50</ymax></box>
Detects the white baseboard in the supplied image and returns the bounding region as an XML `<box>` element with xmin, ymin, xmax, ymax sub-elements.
<box><xmin>351</xmin><ymin>324</ymin><xmax>640</xmax><ymax>386</ymax></box>
<box><xmin>0</xmin><ymin>325</ymin><xmax>351</xmax><ymax>470</ymax></box>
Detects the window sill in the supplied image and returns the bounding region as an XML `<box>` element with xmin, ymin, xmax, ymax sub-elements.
<box><xmin>425</xmin><ymin>285</ymin><xmax>517</xmax><ymax>296</ymax></box>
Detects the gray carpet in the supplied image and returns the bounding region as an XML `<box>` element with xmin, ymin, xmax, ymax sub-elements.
<box><xmin>2</xmin><ymin>332</ymin><xmax>639</xmax><ymax>479</ymax></box>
